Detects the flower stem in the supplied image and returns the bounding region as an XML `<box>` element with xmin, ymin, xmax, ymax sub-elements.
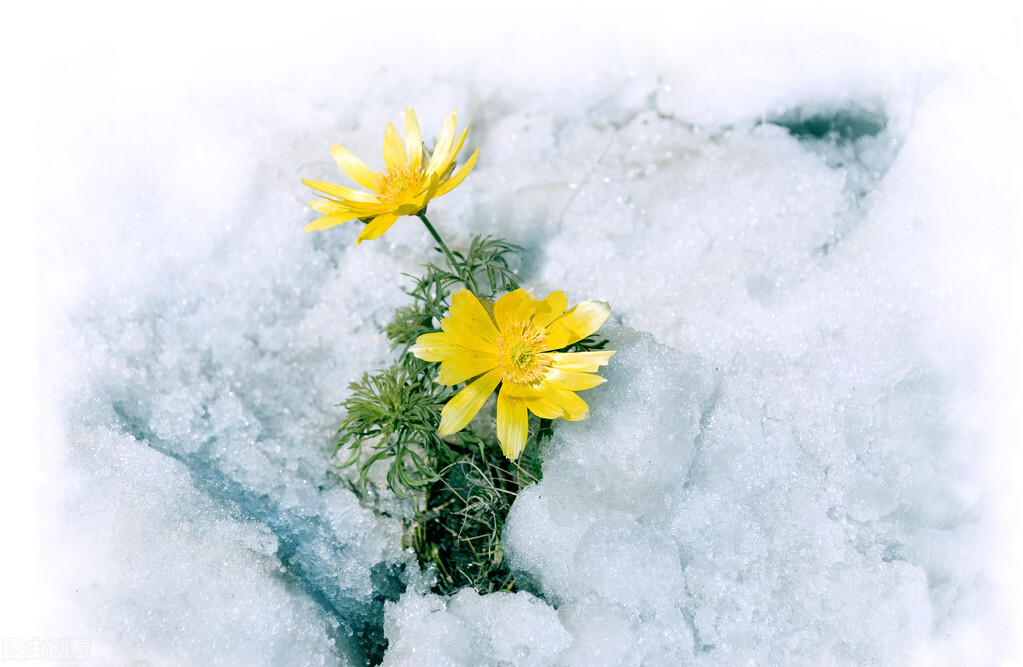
<box><xmin>417</xmin><ymin>213</ymin><xmax>466</xmax><ymax>283</ymax></box>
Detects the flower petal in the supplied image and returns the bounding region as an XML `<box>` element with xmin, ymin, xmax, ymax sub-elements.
<box><xmin>499</xmin><ymin>382</ymin><xmax>543</xmax><ymax>399</ymax></box>
<box><xmin>330</xmin><ymin>143</ymin><xmax>377</xmax><ymax>189</ymax></box>
<box><xmin>542</xmin><ymin>384</ymin><xmax>590</xmax><ymax>421</ymax></box>
<box><xmin>529</xmin><ymin>290</ymin><xmax>568</xmax><ymax>334</ymax></box>
<box><xmin>497</xmin><ymin>387</ymin><xmax>529</xmax><ymax>459</ymax></box>
<box><xmin>438</xmin><ymin>125</ymin><xmax>471</xmax><ymax>173</ymax></box>
<box><xmin>448</xmin><ymin>288</ymin><xmax>499</xmax><ymax>347</ymax></box>
<box><xmin>411</xmin><ymin>171</ymin><xmax>440</xmax><ymax>210</ymax></box>
<box><xmin>437</xmin><ymin>352</ymin><xmax>498</xmax><ymax>386</ymax></box>
<box><xmin>409</xmin><ymin>332</ymin><xmax>465</xmax><ymax>362</ymax></box>
<box><xmin>441</xmin><ymin>317</ymin><xmax>499</xmax><ymax>354</ymax></box>
<box><xmin>303</xmin><ymin>210</ymin><xmax>364</xmax><ymax>232</ymax></box>
<box><xmin>394</xmin><ymin>200</ymin><xmax>426</xmax><ymax>216</ymax></box>
<box><xmin>308</xmin><ymin>196</ymin><xmax>390</xmax><ymax>216</ymax></box>
<box><xmin>356</xmin><ymin>212</ymin><xmax>399</xmax><ymax>244</ymax></box>
<box><xmin>382</xmin><ymin>122</ymin><xmax>408</xmax><ymax>171</ymax></box>
<box><xmin>478</xmin><ymin>298</ymin><xmax>495</xmax><ymax>321</ymax></box>
<box><xmin>521</xmin><ymin>390</ymin><xmax>565</xmax><ymax>419</ymax></box>
<box><xmin>439</xmin><ymin>368</ymin><xmax>501</xmax><ymax>436</ymax></box>
<box><xmin>547</xmin><ymin>350</ymin><xmax>616</xmax><ymax>373</ymax></box>
<box><xmin>544</xmin><ymin>367</ymin><xmax>606</xmax><ymax>391</ymax></box>
<box><xmin>404</xmin><ymin>107</ymin><xmax>424</xmax><ymax>169</ymax></box>
<box><xmin>308</xmin><ymin>199</ymin><xmax>342</xmax><ymax>214</ymax></box>
<box><xmin>493</xmin><ymin>288</ymin><xmax>536</xmax><ymax>333</ymax></box>
<box><xmin>542</xmin><ymin>300</ymin><xmax>611</xmax><ymax>351</ymax></box>
<box><xmin>435</xmin><ymin>147</ymin><xmax>480</xmax><ymax>197</ymax></box>
<box><xmin>302</xmin><ymin>178</ymin><xmax>380</xmax><ymax>204</ymax></box>
<box><xmin>425</xmin><ymin>110</ymin><xmax>458</xmax><ymax>174</ymax></box>
<box><xmin>506</xmin><ymin>381</ymin><xmax>588</xmax><ymax>420</ymax></box>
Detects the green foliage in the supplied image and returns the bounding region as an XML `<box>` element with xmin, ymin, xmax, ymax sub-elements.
<box><xmin>408</xmin><ymin>447</ymin><xmax>541</xmax><ymax>594</ymax></box>
<box><xmin>335</xmin><ymin>361</ymin><xmax>450</xmax><ymax>495</ymax></box>
<box><xmin>335</xmin><ymin>233</ymin><xmax>606</xmax><ymax>596</ymax></box>
<box><xmin>449</xmin><ymin>235</ymin><xmax>523</xmax><ymax>297</ymax></box>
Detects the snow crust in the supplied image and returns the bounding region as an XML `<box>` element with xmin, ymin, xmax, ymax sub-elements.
<box><xmin>26</xmin><ymin>5</ymin><xmax>1020</xmax><ymax>665</ymax></box>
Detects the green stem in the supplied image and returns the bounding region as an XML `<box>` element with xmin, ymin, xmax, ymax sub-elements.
<box><xmin>416</xmin><ymin>213</ymin><xmax>463</xmax><ymax>280</ymax></box>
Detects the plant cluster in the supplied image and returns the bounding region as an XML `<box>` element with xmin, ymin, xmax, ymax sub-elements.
<box><xmin>302</xmin><ymin>109</ymin><xmax>612</xmax><ymax>595</ymax></box>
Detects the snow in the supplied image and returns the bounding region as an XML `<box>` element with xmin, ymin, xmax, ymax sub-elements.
<box><xmin>7</xmin><ymin>2</ymin><xmax>1021</xmax><ymax>665</ymax></box>
<box><xmin>381</xmin><ymin>588</ymin><xmax>571</xmax><ymax>666</ymax></box>
<box><xmin>42</xmin><ymin>424</ymin><xmax>352</xmax><ymax>665</ymax></box>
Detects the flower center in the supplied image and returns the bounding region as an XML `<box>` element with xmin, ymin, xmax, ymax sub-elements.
<box><xmin>509</xmin><ymin>342</ymin><xmax>532</xmax><ymax>366</ymax></box>
<box><xmin>496</xmin><ymin>324</ymin><xmax>550</xmax><ymax>385</ymax></box>
<box><xmin>375</xmin><ymin>165</ymin><xmax>425</xmax><ymax>204</ymax></box>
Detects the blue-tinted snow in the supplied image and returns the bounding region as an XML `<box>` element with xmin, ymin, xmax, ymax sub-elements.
<box><xmin>30</xmin><ymin>7</ymin><xmax>1020</xmax><ymax>666</ymax></box>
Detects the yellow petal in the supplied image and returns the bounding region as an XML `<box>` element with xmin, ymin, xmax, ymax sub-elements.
<box><xmin>449</xmin><ymin>289</ymin><xmax>499</xmax><ymax>347</ymax></box>
<box><xmin>521</xmin><ymin>391</ymin><xmax>565</xmax><ymax>419</ymax></box>
<box><xmin>529</xmin><ymin>290</ymin><xmax>568</xmax><ymax>334</ymax></box>
<box><xmin>404</xmin><ymin>107</ymin><xmax>423</xmax><ymax>169</ymax></box>
<box><xmin>435</xmin><ymin>147</ymin><xmax>480</xmax><ymax>197</ymax></box>
<box><xmin>493</xmin><ymin>288</ymin><xmax>536</xmax><ymax>333</ymax></box>
<box><xmin>497</xmin><ymin>388</ymin><xmax>529</xmax><ymax>460</ymax></box>
<box><xmin>439</xmin><ymin>368</ymin><xmax>501</xmax><ymax>435</ymax></box>
<box><xmin>544</xmin><ymin>367</ymin><xmax>606</xmax><ymax>391</ymax></box>
<box><xmin>382</xmin><ymin>122</ymin><xmax>408</xmax><ymax>171</ymax></box>
<box><xmin>441</xmin><ymin>317</ymin><xmax>499</xmax><ymax>354</ymax></box>
<box><xmin>307</xmin><ymin>195</ymin><xmax>390</xmax><ymax>217</ymax></box>
<box><xmin>340</xmin><ymin>201</ymin><xmax>394</xmax><ymax>215</ymax></box>
<box><xmin>308</xmin><ymin>198</ymin><xmax>342</xmax><ymax>214</ymax></box>
<box><xmin>302</xmin><ymin>178</ymin><xmax>380</xmax><ymax>204</ymax></box>
<box><xmin>426</xmin><ymin>110</ymin><xmax>458</xmax><ymax>174</ymax></box>
<box><xmin>394</xmin><ymin>200</ymin><xmax>425</xmax><ymax>216</ymax></box>
<box><xmin>438</xmin><ymin>125</ymin><xmax>471</xmax><ymax>174</ymax></box>
<box><xmin>543</xmin><ymin>384</ymin><xmax>590</xmax><ymax>421</ymax></box>
<box><xmin>409</xmin><ymin>332</ymin><xmax>464</xmax><ymax>362</ymax></box>
<box><xmin>411</xmin><ymin>171</ymin><xmax>440</xmax><ymax>210</ymax></box>
<box><xmin>356</xmin><ymin>212</ymin><xmax>399</xmax><ymax>244</ymax></box>
<box><xmin>502</xmin><ymin>380</ymin><xmax>587</xmax><ymax>420</ymax></box>
<box><xmin>478</xmin><ymin>298</ymin><xmax>495</xmax><ymax>321</ymax></box>
<box><xmin>542</xmin><ymin>300</ymin><xmax>611</xmax><ymax>351</ymax></box>
<box><xmin>437</xmin><ymin>353</ymin><xmax>498</xmax><ymax>386</ymax></box>
<box><xmin>304</xmin><ymin>210</ymin><xmax>364</xmax><ymax>232</ymax></box>
<box><xmin>499</xmin><ymin>382</ymin><xmax>543</xmax><ymax>399</ymax></box>
<box><xmin>547</xmin><ymin>350</ymin><xmax>616</xmax><ymax>373</ymax></box>
<box><xmin>330</xmin><ymin>143</ymin><xmax>377</xmax><ymax>189</ymax></box>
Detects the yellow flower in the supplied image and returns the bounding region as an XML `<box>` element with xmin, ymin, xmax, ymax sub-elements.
<box><xmin>410</xmin><ymin>288</ymin><xmax>616</xmax><ymax>460</ymax></box>
<box><xmin>302</xmin><ymin>108</ymin><xmax>480</xmax><ymax>243</ymax></box>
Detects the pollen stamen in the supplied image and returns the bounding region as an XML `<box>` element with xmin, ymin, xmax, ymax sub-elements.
<box><xmin>496</xmin><ymin>324</ymin><xmax>550</xmax><ymax>385</ymax></box>
<box><xmin>375</xmin><ymin>165</ymin><xmax>425</xmax><ymax>204</ymax></box>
